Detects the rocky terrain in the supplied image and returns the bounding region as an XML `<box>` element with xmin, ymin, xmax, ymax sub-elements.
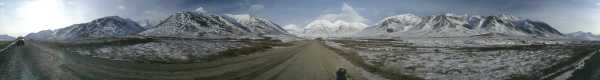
<box><xmin>53</xmin><ymin>38</ymin><xmax>289</xmax><ymax>63</ymax></box>
<box><xmin>324</xmin><ymin>39</ymin><xmax>598</xmax><ymax>80</ymax></box>
<box><xmin>310</xmin><ymin>12</ymin><xmax>600</xmax><ymax>80</ymax></box>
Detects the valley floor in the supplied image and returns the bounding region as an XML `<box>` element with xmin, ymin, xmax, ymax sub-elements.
<box><xmin>2</xmin><ymin>39</ymin><xmax>598</xmax><ymax>80</ymax></box>
<box><xmin>0</xmin><ymin>40</ymin><xmax>382</xmax><ymax>80</ymax></box>
<box><xmin>324</xmin><ymin>39</ymin><xmax>600</xmax><ymax>80</ymax></box>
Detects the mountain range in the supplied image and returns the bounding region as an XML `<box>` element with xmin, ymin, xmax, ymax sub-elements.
<box><xmin>27</xmin><ymin>11</ymin><xmax>292</xmax><ymax>41</ymax></box>
<box><xmin>565</xmin><ymin>31</ymin><xmax>600</xmax><ymax>40</ymax></box>
<box><xmin>25</xmin><ymin>12</ymin><xmax>578</xmax><ymax>41</ymax></box>
<box><xmin>0</xmin><ymin>35</ymin><xmax>15</xmax><ymax>41</ymax></box>
<box><xmin>359</xmin><ymin>14</ymin><xmax>563</xmax><ymax>38</ymax></box>
<box><xmin>301</xmin><ymin>19</ymin><xmax>367</xmax><ymax>38</ymax></box>
<box><xmin>139</xmin><ymin>12</ymin><xmax>289</xmax><ymax>39</ymax></box>
<box><xmin>297</xmin><ymin>3</ymin><xmax>368</xmax><ymax>38</ymax></box>
<box><xmin>293</xmin><ymin>3</ymin><xmax>564</xmax><ymax>39</ymax></box>
<box><xmin>18</xmin><ymin>2</ymin><xmax>587</xmax><ymax>41</ymax></box>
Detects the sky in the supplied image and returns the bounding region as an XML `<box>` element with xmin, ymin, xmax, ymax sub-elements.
<box><xmin>1</xmin><ymin>0</ymin><xmax>600</xmax><ymax>36</ymax></box>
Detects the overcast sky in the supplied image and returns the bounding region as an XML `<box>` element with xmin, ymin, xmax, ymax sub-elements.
<box><xmin>1</xmin><ymin>0</ymin><xmax>600</xmax><ymax>36</ymax></box>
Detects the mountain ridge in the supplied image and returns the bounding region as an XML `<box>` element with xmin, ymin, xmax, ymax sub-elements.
<box><xmin>0</xmin><ymin>35</ymin><xmax>15</xmax><ymax>41</ymax></box>
<box><xmin>139</xmin><ymin>11</ymin><xmax>291</xmax><ymax>39</ymax></box>
<box><xmin>565</xmin><ymin>31</ymin><xmax>599</xmax><ymax>40</ymax></box>
<box><xmin>26</xmin><ymin>16</ymin><xmax>145</xmax><ymax>40</ymax></box>
<box><xmin>360</xmin><ymin>13</ymin><xmax>563</xmax><ymax>38</ymax></box>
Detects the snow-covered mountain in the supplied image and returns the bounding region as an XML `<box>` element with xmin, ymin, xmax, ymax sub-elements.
<box><xmin>0</xmin><ymin>35</ymin><xmax>15</xmax><ymax>41</ymax></box>
<box><xmin>26</xmin><ymin>16</ymin><xmax>145</xmax><ymax>40</ymax></box>
<box><xmin>282</xmin><ymin>24</ymin><xmax>303</xmax><ymax>35</ymax></box>
<box><xmin>300</xmin><ymin>3</ymin><xmax>368</xmax><ymax>38</ymax></box>
<box><xmin>139</xmin><ymin>12</ymin><xmax>289</xmax><ymax>39</ymax></box>
<box><xmin>302</xmin><ymin>20</ymin><xmax>367</xmax><ymax>38</ymax></box>
<box><xmin>26</xmin><ymin>30</ymin><xmax>54</xmax><ymax>41</ymax></box>
<box><xmin>361</xmin><ymin>14</ymin><xmax>563</xmax><ymax>38</ymax></box>
<box><xmin>224</xmin><ymin>14</ymin><xmax>288</xmax><ymax>35</ymax></box>
<box><xmin>565</xmin><ymin>31</ymin><xmax>599</xmax><ymax>40</ymax></box>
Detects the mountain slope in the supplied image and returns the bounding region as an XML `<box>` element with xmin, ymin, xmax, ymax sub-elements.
<box><xmin>565</xmin><ymin>31</ymin><xmax>599</xmax><ymax>40</ymax></box>
<box><xmin>26</xmin><ymin>16</ymin><xmax>145</xmax><ymax>40</ymax></box>
<box><xmin>361</xmin><ymin>14</ymin><xmax>563</xmax><ymax>38</ymax></box>
<box><xmin>225</xmin><ymin>14</ymin><xmax>288</xmax><ymax>35</ymax></box>
<box><xmin>0</xmin><ymin>35</ymin><xmax>15</xmax><ymax>41</ymax></box>
<box><xmin>300</xmin><ymin>3</ymin><xmax>368</xmax><ymax>38</ymax></box>
<box><xmin>139</xmin><ymin>12</ymin><xmax>289</xmax><ymax>39</ymax></box>
<box><xmin>302</xmin><ymin>20</ymin><xmax>367</xmax><ymax>38</ymax></box>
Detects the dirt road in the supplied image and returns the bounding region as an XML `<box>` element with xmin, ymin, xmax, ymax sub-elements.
<box><xmin>0</xmin><ymin>40</ymin><xmax>372</xmax><ymax>80</ymax></box>
<box><xmin>253</xmin><ymin>41</ymin><xmax>366</xmax><ymax>80</ymax></box>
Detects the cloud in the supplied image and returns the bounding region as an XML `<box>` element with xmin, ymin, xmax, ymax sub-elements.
<box><xmin>65</xmin><ymin>1</ymin><xmax>74</xmax><ymax>6</ymax></box>
<box><xmin>141</xmin><ymin>10</ymin><xmax>169</xmax><ymax>24</ymax></box>
<box><xmin>0</xmin><ymin>2</ymin><xmax>4</xmax><ymax>6</ymax></box>
<box><xmin>195</xmin><ymin>6</ymin><xmax>207</xmax><ymax>13</ymax></box>
<box><xmin>315</xmin><ymin>3</ymin><xmax>367</xmax><ymax>23</ymax></box>
<box><xmin>596</xmin><ymin>3</ymin><xmax>600</xmax><ymax>6</ymax></box>
<box><xmin>339</xmin><ymin>3</ymin><xmax>367</xmax><ymax>22</ymax></box>
<box><xmin>282</xmin><ymin>24</ymin><xmax>304</xmax><ymax>35</ymax></box>
<box><xmin>248</xmin><ymin>4</ymin><xmax>264</xmax><ymax>14</ymax></box>
<box><xmin>117</xmin><ymin>5</ymin><xmax>126</xmax><ymax>10</ymax></box>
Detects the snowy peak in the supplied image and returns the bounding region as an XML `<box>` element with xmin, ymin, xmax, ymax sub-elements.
<box><xmin>301</xmin><ymin>18</ymin><xmax>368</xmax><ymax>38</ymax></box>
<box><xmin>282</xmin><ymin>24</ymin><xmax>302</xmax><ymax>35</ymax></box>
<box><xmin>379</xmin><ymin>14</ymin><xmax>422</xmax><ymax>26</ymax></box>
<box><xmin>225</xmin><ymin>14</ymin><xmax>288</xmax><ymax>34</ymax></box>
<box><xmin>299</xmin><ymin>2</ymin><xmax>368</xmax><ymax>38</ymax></box>
<box><xmin>382</xmin><ymin>14</ymin><xmax>421</xmax><ymax>22</ymax></box>
<box><xmin>363</xmin><ymin>14</ymin><xmax>563</xmax><ymax>38</ymax></box>
<box><xmin>514</xmin><ymin>20</ymin><xmax>562</xmax><ymax>36</ymax></box>
<box><xmin>140</xmin><ymin>11</ymin><xmax>290</xmax><ymax>39</ymax></box>
<box><xmin>27</xmin><ymin>16</ymin><xmax>145</xmax><ymax>40</ymax></box>
<box><xmin>139</xmin><ymin>11</ymin><xmax>245</xmax><ymax>38</ymax></box>
<box><xmin>304</xmin><ymin>20</ymin><xmax>367</xmax><ymax>32</ymax></box>
<box><xmin>55</xmin><ymin>16</ymin><xmax>145</xmax><ymax>39</ymax></box>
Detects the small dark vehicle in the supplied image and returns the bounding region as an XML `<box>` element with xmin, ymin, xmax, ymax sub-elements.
<box><xmin>336</xmin><ymin>68</ymin><xmax>351</xmax><ymax>80</ymax></box>
<box><xmin>15</xmin><ymin>37</ymin><xmax>25</xmax><ymax>46</ymax></box>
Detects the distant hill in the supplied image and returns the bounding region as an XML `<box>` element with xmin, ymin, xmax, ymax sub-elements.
<box><xmin>565</xmin><ymin>31</ymin><xmax>600</xmax><ymax>40</ymax></box>
<box><xmin>0</xmin><ymin>35</ymin><xmax>15</xmax><ymax>41</ymax></box>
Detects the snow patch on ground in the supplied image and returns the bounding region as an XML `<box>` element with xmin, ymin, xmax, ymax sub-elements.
<box><xmin>325</xmin><ymin>38</ymin><xmax>582</xmax><ymax>80</ymax></box>
<box><xmin>68</xmin><ymin>40</ymin><xmax>247</xmax><ymax>63</ymax></box>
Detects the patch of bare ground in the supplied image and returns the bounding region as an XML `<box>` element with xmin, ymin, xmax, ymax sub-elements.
<box><xmin>322</xmin><ymin>40</ymin><xmax>424</xmax><ymax>80</ymax></box>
